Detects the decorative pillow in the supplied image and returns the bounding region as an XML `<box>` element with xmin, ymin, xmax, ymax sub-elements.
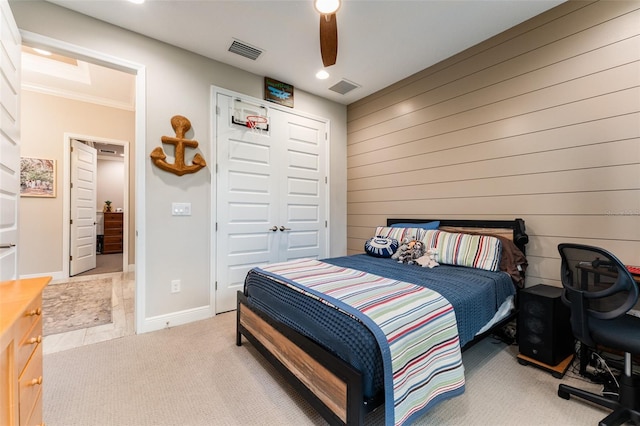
<box><xmin>451</xmin><ymin>230</ymin><xmax>528</xmax><ymax>287</ymax></box>
<box><xmin>364</xmin><ymin>237</ymin><xmax>399</xmax><ymax>258</ymax></box>
<box><xmin>375</xmin><ymin>226</ymin><xmax>426</xmax><ymax>242</ymax></box>
<box><xmin>390</xmin><ymin>221</ymin><xmax>440</xmax><ymax>230</ymax></box>
<box><xmin>422</xmin><ymin>230</ymin><xmax>502</xmax><ymax>271</ymax></box>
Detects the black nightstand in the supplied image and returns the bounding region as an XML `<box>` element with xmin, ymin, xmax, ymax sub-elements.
<box><xmin>516</xmin><ymin>284</ymin><xmax>575</xmax><ymax>378</ymax></box>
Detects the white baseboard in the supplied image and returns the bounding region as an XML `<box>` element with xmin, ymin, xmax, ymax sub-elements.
<box><xmin>20</xmin><ymin>271</ymin><xmax>65</xmax><ymax>281</ymax></box>
<box><xmin>20</xmin><ymin>263</ymin><xmax>135</xmax><ymax>282</ymax></box>
<box><xmin>137</xmin><ymin>305</ymin><xmax>214</xmax><ymax>334</ymax></box>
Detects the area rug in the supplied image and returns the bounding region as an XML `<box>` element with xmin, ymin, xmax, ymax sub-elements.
<box><xmin>42</xmin><ymin>278</ymin><xmax>113</xmax><ymax>336</ymax></box>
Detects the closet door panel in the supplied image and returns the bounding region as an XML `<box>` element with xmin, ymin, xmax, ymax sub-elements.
<box><xmin>272</xmin><ymin>109</ymin><xmax>326</xmax><ymax>261</ymax></box>
<box><xmin>215</xmin><ymin>91</ymin><xmax>329</xmax><ymax>313</ymax></box>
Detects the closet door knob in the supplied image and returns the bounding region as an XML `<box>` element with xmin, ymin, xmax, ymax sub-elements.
<box><xmin>269</xmin><ymin>226</ymin><xmax>278</xmax><ymax>232</ymax></box>
<box><xmin>279</xmin><ymin>226</ymin><xmax>291</xmax><ymax>232</ymax></box>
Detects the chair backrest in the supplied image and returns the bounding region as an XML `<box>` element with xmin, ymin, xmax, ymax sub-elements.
<box><xmin>558</xmin><ymin>243</ymin><xmax>638</xmax><ymax>347</ymax></box>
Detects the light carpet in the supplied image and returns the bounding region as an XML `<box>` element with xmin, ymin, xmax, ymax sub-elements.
<box><xmin>76</xmin><ymin>253</ymin><xmax>123</xmax><ymax>276</ymax></box>
<box><xmin>42</xmin><ymin>278</ymin><xmax>113</xmax><ymax>336</ymax></box>
<box><xmin>43</xmin><ymin>312</ymin><xmax>609</xmax><ymax>425</ymax></box>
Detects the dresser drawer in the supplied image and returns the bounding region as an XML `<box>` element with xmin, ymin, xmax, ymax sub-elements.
<box><xmin>103</xmin><ymin>213</ymin><xmax>123</xmax><ymax>225</ymax></box>
<box><xmin>20</xmin><ymin>388</ymin><xmax>42</xmax><ymax>426</ymax></box>
<box><xmin>15</xmin><ymin>297</ymin><xmax>42</xmax><ymax>346</ymax></box>
<box><xmin>1</xmin><ymin>277</ymin><xmax>50</xmax><ymax>426</ymax></box>
<box><xmin>103</xmin><ymin>212</ymin><xmax>123</xmax><ymax>220</ymax></box>
<box><xmin>104</xmin><ymin>227</ymin><xmax>123</xmax><ymax>235</ymax></box>
<box><xmin>17</xmin><ymin>318</ymin><xmax>42</xmax><ymax>376</ymax></box>
<box><xmin>104</xmin><ymin>235</ymin><xmax>122</xmax><ymax>244</ymax></box>
<box><xmin>18</xmin><ymin>344</ymin><xmax>42</xmax><ymax>426</ymax></box>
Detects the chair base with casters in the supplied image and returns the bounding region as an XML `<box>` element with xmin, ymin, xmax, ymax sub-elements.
<box><xmin>556</xmin><ymin>243</ymin><xmax>640</xmax><ymax>426</ymax></box>
<box><xmin>558</xmin><ymin>353</ymin><xmax>640</xmax><ymax>426</ymax></box>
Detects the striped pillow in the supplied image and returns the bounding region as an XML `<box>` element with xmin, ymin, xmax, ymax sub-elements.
<box><xmin>375</xmin><ymin>226</ymin><xmax>426</xmax><ymax>242</ymax></box>
<box><xmin>422</xmin><ymin>230</ymin><xmax>502</xmax><ymax>271</ymax></box>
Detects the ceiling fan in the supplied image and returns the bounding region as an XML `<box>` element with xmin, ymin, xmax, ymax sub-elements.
<box><xmin>315</xmin><ymin>0</ymin><xmax>341</xmax><ymax>67</ymax></box>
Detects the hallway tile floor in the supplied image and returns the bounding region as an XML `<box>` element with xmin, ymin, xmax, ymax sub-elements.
<box><xmin>43</xmin><ymin>271</ymin><xmax>135</xmax><ymax>354</ymax></box>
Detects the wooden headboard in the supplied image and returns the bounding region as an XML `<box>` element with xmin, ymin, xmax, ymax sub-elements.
<box><xmin>386</xmin><ymin>218</ymin><xmax>529</xmax><ymax>254</ymax></box>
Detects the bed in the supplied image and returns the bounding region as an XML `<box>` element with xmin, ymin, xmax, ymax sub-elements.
<box><xmin>236</xmin><ymin>218</ymin><xmax>528</xmax><ymax>425</ymax></box>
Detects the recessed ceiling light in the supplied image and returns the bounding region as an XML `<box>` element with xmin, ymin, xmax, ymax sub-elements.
<box><xmin>128</xmin><ymin>0</ymin><xmax>145</xmax><ymax>4</ymax></box>
<box><xmin>316</xmin><ymin>70</ymin><xmax>330</xmax><ymax>80</ymax></box>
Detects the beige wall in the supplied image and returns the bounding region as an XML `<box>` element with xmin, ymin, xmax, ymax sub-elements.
<box><xmin>19</xmin><ymin>90</ymin><xmax>135</xmax><ymax>273</ymax></box>
<box><xmin>11</xmin><ymin>0</ymin><xmax>347</xmax><ymax>329</ymax></box>
<box><xmin>97</xmin><ymin>158</ymin><xmax>125</xmax><ymax>213</ymax></box>
<box><xmin>346</xmin><ymin>1</ymin><xmax>640</xmax><ymax>287</ymax></box>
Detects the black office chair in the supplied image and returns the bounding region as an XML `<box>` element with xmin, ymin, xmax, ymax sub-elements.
<box><xmin>557</xmin><ymin>243</ymin><xmax>640</xmax><ymax>426</ymax></box>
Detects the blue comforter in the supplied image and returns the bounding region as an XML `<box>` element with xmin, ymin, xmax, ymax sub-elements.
<box><xmin>244</xmin><ymin>254</ymin><xmax>515</xmax><ymax>399</ymax></box>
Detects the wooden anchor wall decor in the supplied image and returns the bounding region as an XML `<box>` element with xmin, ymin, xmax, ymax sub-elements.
<box><xmin>150</xmin><ymin>115</ymin><xmax>207</xmax><ymax>176</ymax></box>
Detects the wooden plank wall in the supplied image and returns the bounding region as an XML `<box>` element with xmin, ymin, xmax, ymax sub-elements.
<box><xmin>346</xmin><ymin>1</ymin><xmax>640</xmax><ymax>287</ymax></box>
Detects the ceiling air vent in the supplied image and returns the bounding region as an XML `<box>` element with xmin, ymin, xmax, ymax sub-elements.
<box><xmin>228</xmin><ymin>40</ymin><xmax>263</xmax><ymax>61</ymax></box>
<box><xmin>329</xmin><ymin>79</ymin><xmax>360</xmax><ymax>95</ymax></box>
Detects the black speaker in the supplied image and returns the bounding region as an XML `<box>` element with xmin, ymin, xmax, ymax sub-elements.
<box><xmin>519</xmin><ymin>284</ymin><xmax>574</xmax><ymax>366</ymax></box>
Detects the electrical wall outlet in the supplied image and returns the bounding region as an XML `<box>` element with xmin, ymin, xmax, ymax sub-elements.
<box><xmin>171</xmin><ymin>279</ymin><xmax>181</xmax><ymax>293</ymax></box>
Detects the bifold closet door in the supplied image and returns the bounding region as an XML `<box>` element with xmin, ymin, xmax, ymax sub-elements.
<box><xmin>270</xmin><ymin>107</ymin><xmax>327</xmax><ymax>262</ymax></box>
<box><xmin>215</xmin><ymin>93</ymin><xmax>327</xmax><ymax>313</ymax></box>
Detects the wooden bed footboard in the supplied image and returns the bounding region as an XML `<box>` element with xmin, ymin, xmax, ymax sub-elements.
<box><xmin>236</xmin><ymin>291</ymin><xmax>375</xmax><ymax>425</ymax></box>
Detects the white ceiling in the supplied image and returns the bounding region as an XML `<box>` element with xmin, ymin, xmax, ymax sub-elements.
<box><xmin>22</xmin><ymin>47</ymin><xmax>136</xmax><ymax>110</ymax></box>
<box><xmin>40</xmin><ymin>0</ymin><xmax>565</xmax><ymax>105</ymax></box>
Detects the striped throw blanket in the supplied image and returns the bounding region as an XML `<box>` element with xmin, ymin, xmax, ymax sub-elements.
<box><xmin>256</xmin><ymin>258</ymin><xmax>465</xmax><ymax>426</ymax></box>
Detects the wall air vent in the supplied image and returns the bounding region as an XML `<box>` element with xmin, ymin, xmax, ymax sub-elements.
<box><xmin>228</xmin><ymin>40</ymin><xmax>263</xmax><ymax>61</ymax></box>
<box><xmin>99</xmin><ymin>149</ymin><xmax>116</xmax><ymax>154</ymax></box>
<box><xmin>329</xmin><ymin>79</ymin><xmax>360</xmax><ymax>95</ymax></box>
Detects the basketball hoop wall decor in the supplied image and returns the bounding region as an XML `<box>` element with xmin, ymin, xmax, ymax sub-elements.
<box><xmin>150</xmin><ymin>115</ymin><xmax>207</xmax><ymax>176</ymax></box>
<box><xmin>265</xmin><ymin>77</ymin><xmax>294</xmax><ymax>108</ymax></box>
<box><xmin>231</xmin><ymin>98</ymin><xmax>270</xmax><ymax>135</ymax></box>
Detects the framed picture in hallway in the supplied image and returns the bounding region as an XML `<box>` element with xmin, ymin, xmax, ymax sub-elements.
<box><xmin>20</xmin><ymin>157</ymin><xmax>56</xmax><ymax>198</ymax></box>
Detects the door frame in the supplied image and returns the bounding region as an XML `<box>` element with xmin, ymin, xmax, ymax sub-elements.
<box><xmin>63</xmin><ymin>134</ymin><xmax>130</xmax><ymax>278</ymax></box>
<box><xmin>20</xmin><ymin>30</ymin><xmax>147</xmax><ymax>333</ymax></box>
<box><xmin>210</xmin><ymin>86</ymin><xmax>331</xmax><ymax>314</ymax></box>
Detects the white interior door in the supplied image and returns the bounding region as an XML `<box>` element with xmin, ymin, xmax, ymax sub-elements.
<box><xmin>271</xmin><ymin>108</ymin><xmax>326</xmax><ymax>262</ymax></box>
<box><xmin>216</xmin><ymin>93</ymin><xmax>279</xmax><ymax>313</ymax></box>
<box><xmin>0</xmin><ymin>0</ymin><xmax>21</xmax><ymax>282</ymax></box>
<box><xmin>70</xmin><ymin>140</ymin><xmax>97</xmax><ymax>276</ymax></box>
<box><xmin>215</xmin><ymin>92</ymin><xmax>328</xmax><ymax>313</ymax></box>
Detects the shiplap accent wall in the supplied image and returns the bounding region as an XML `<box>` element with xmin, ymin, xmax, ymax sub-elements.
<box><xmin>346</xmin><ymin>0</ymin><xmax>640</xmax><ymax>287</ymax></box>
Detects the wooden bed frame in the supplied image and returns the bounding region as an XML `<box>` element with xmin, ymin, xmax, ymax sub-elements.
<box><xmin>236</xmin><ymin>218</ymin><xmax>529</xmax><ymax>425</ymax></box>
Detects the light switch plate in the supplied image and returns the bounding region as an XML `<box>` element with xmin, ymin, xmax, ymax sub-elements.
<box><xmin>172</xmin><ymin>202</ymin><xmax>191</xmax><ymax>216</ymax></box>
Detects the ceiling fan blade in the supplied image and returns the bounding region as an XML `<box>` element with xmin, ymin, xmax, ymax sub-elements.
<box><xmin>319</xmin><ymin>13</ymin><xmax>337</xmax><ymax>67</ymax></box>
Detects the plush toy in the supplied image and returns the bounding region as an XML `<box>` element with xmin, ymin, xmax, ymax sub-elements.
<box><xmin>407</xmin><ymin>240</ymin><xmax>426</xmax><ymax>265</ymax></box>
<box><xmin>392</xmin><ymin>238</ymin><xmax>411</xmax><ymax>262</ymax></box>
<box><xmin>393</xmin><ymin>238</ymin><xmax>426</xmax><ymax>264</ymax></box>
<box><xmin>417</xmin><ymin>248</ymin><xmax>440</xmax><ymax>268</ymax></box>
